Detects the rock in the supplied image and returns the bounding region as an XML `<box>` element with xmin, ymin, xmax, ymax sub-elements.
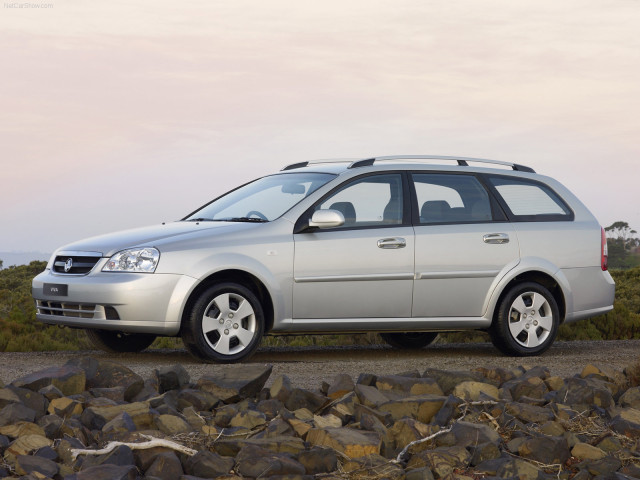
<box><xmin>236</xmin><ymin>444</ymin><xmax>305</xmax><ymax>477</ymax></box>
<box><xmin>0</xmin><ymin>422</ymin><xmax>46</xmax><ymax>438</ymax></box>
<box><xmin>539</xmin><ymin>420</ymin><xmax>565</xmax><ymax>436</ymax></box>
<box><xmin>438</xmin><ymin>421</ymin><xmax>501</xmax><ymax>448</ymax></box>
<box><xmin>406</xmin><ymin>445</ymin><xmax>471</xmax><ymax>477</ymax></box>
<box><xmin>178</xmin><ymin>388</ymin><xmax>219</xmax><ymax>411</ymax></box>
<box><xmin>469</xmin><ymin>441</ymin><xmax>501</xmax><ymax>466</ymax></box>
<box><xmin>356</xmin><ymin>373</ymin><xmax>377</xmax><ymax>386</ymax></box>
<box><xmin>431</xmin><ymin>395</ymin><xmax>463</xmax><ymax>427</ymax></box>
<box><xmin>184</xmin><ymin>449</ymin><xmax>235</xmax><ymax>478</ymax></box>
<box><xmin>47</xmin><ymin>397</ymin><xmax>83</xmax><ymax>418</ymax></box>
<box><xmin>154</xmin><ymin>364</ymin><xmax>190</xmax><ymax>393</ymax></box>
<box><xmin>313</xmin><ymin>414</ymin><xmax>342</xmax><ymax>429</ymax></box>
<box><xmin>0</xmin><ymin>388</ymin><xmax>21</xmax><ymax>408</ymax></box>
<box><xmin>197</xmin><ymin>365</ymin><xmax>272</xmax><ymax>403</ymax></box>
<box><xmin>270</xmin><ymin>375</ymin><xmax>294</xmax><ymax>404</ymax></box>
<box><xmin>284</xmin><ymin>389</ymin><xmax>329</xmax><ymax>413</ymax></box>
<box><xmin>4</xmin><ymin>434</ymin><xmax>52</xmax><ymax>462</ymax></box>
<box><xmin>8</xmin><ymin>386</ymin><xmax>48</xmax><ymax>420</ymax></box>
<box><xmin>258</xmin><ymin>398</ymin><xmax>284</xmax><ymax>420</ymax></box>
<box><xmin>182</xmin><ymin>406</ymin><xmax>206</xmax><ymax>429</ymax></box>
<box><xmin>0</xmin><ymin>403</ymin><xmax>37</xmax><ymax>427</ymax></box>
<box><xmin>89</xmin><ymin>387</ymin><xmax>126</xmax><ymax>403</ymax></box>
<box><xmin>585</xmin><ymin>455</ymin><xmax>622</xmax><ymax>476</ymax></box>
<box><xmin>102</xmin><ymin>412</ymin><xmax>137</xmax><ymax>435</ymax></box>
<box><xmin>144</xmin><ymin>451</ymin><xmax>184</xmax><ymax>480</ymax></box>
<box><xmin>12</xmin><ymin>365</ymin><xmax>86</xmax><ymax>396</ymax></box>
<box><xmin>505</xmin><ymin>402</ymin><xmax>554</xmax><ymax>424</ymax></box>
<box><xmin>389</xmin><ymin>417</ymin><xmax>432</xmax><ymax>452</ymax></box>
<box><xmin>360</xmin><ymin>412</ymin><xmax>393</xmax><ymax>458</ymax></box>
<box><xmin>423</xmin><ymin>369</ymin><xmax>488</xmax><ymax>394</ymax></box>
<box><xmin>307</xmin><ymin>427</ymin><xmax>381</xmax><ymax>458</ymax></box>
<box><xmin>572</xmin><ymin>442</ymin><xmax>606</xmax><ymax>460</ymax></box>
<box><xmin>545</xmin><ymin>376</ymin><xmax>565</xmax><ymax>392</ymax></box>
<box><xmin>34</xmin><ymin>445</ymin><xmax>58</xmax><ymax>461</ymax></box>
<box><xmin>378</xmin><ymin>395</ymin><xmax>447</xmax><ymax>423</ymax></box>
<box><xmin>494</xmin><ymin>457</ymin><xmax>543</xmax><ymax>479</ymax></box>
<box><xmin>67</xmin><ymin>357</ymin><xmax>144</xmax><ymax>402</ymax></box>
<box><xmin>14</xmin><ymin>454</ymin><xmax>59</xmax><ymax>477</ymax></box>
<box><xmin>619</xmin><ymin>386</ymin><xmax>640</xmax><ymax>409</ymax></box>
<box><xmin>610</xmin><ymin>408</ymin><xmax>640</xmax><ymax>436</ymax></box>
<box><xmin>518</xmin><ymin>435</ymin><xmax>570</xmax><ymax>465</ymax></box>
<box><xmin>556</xmin><ymin>377</ymin><xmax>614</xmax><ymax>410</ymax></box>
<box><xmin>230</xmin><ymin>409</ymin><xmax>267</xmax><ymax>429</ymax></box>
<box><xmin>507</xmin><ymin>376</ymin><xmax>549</xmax><ymax>400</ymax></box>
<box><xmin>75</xmin><ymin>464</ymin><xmax>138</xmax><ymax>480</ymax></box>
<box><xmin>404</xmin><ymin>466</ymin><xmax>435</xmax><ymax>480</ymax></box>
<box><xmin>81</xmin><ymin>402</ymin><xmax>153</xmax><ymax>430</ymax></box>
<box><xmin>452</xmin><ymin>381</ymin><xmax>499</xmax><ymax>401</ymax></box>
<box><xmin>257</xmin><ymin>417</ymin><xmax>295</xmax><ymax>438</ymax></box>
<box><xmin>155</xmin><ymin>414</ymin><xmax>193</xmax><ymax>435</ymax></box>
<box><xmin>38</xmin><ymin>415</ymin><xmax>63</xmax><ymax>439</ymax></box>
<box><xmin>598</xmin><ymin>436</ymin><xmax>623</xmax><ymax>453</ymax></box>
<box><xmin>343</xmin><ymin>453</ymin><xmax>405</xmax><ymax>479</ymax></box>
<box><xmin>376</xmin><ymin>375</ymin><xmax>444</xmax><ymax>397</ymax></box>
<box><xmin>327</xmin><ymin>374</ymin><xmax>354</xmax><ymax>400</ymax></box>
<box><xmin>355</xmin><ymin>384</ymin><xmax>390</xmax><ymax>408</ymax></box>
<box><xmin>212</xmin><ymin>435</ymin><xmax>306</xmax><ymax>458</ymax></box>
<box><xmin>297</xmin><ymin>446</ymin><xmax>338</xmax><ymax>474</ymax></box>
<box><xmin>81</xmin><ymin>444</ymin><xmax>135</xmax><ymax>469</ymax></box>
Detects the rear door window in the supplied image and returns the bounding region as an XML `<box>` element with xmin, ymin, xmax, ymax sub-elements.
<box><xmin>411</xmin><ymin>173</ymin><xmax>496</xmax><ymax>224</ymax></box>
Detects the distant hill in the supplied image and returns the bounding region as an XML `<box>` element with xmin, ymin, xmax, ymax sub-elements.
<box><xmin>0</xmin><ymin>252</ymin><xmax>50</xmax><ymax>268</ymax></box>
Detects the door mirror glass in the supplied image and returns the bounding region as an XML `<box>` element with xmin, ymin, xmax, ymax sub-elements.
<box><xmin>309</xmin><ymin>209</ymin><xmax>345</xmax><ymax>229</ymax></box>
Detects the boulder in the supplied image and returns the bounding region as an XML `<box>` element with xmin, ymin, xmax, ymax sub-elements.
<box><xmin>518</xmin><ymin>435</ymin><xmax>570</xmax><ymax>465</ymax></box>
<box><xmin>47</xmin><ymin>397</ymin><xmax>83</xmax><ymax>418</ymax></box>
<box><xmin>155</xmin><ymin>414</ymin><xmax>193</xmax><ymax>435</ymax></box>
<box><xmin>11</xmin><ymin>365</ymin><xmax>86</xmax><ymax>396</ymax></box>
<box><xmin>144</xmin><ymin>451</ymin><xmax>184</xmax><ymax>480</ymax></box>
<box><xmin>505</xmin><ymin>402</ymin><xmax>554</xmax><ymax>424</ymax></box>
<box><xmin>235</xmin><ymin>444</ymin><xmax>305</xmax><ymax>477</ymax></box>
<box><xmin>178</xmin><ymin>388</ymin><xmax>219</xmax><ymax>411</ymax></box>
<box><xmin>81</xmin><ymin>402</ymin><xmax>153</xmax><ymax>431</ymax></box>
<box><xmin>184</xmin><ymin>449</ymin><xmax>235</xmax><ymax>478</ymax></box>
<box><xmin>406</xmin><ymin>445</ymin><xmax>471</xmax><ymax>477</ymax></box>
<box><xmin>378</xmin><ymin>395</ymin><xmax>447</xmax><ymax>423</ymax></box>
<box><xmin>154</xmin><ymin>364</ymin><xmax>190</xmax><ymax>393</ymax></box>
<box><xmin>285</xmin><ymin>388</ymin><xmax>329</xmax><ymax>412</ymax></box>
<box><xmin>355</xmin><ymin>384</ymin><xmax>390</xmax><ymax>408</ymax></box>
<box><xmin>297</xmin><ymin>446</ymin><xmax>338</xmax><ymax>475</ymax></box>
<box><xmin>0</xmin><ymin>388</ymin><xmax>21</xmax><ymax>408</ymax></box>
<box><xmin>452</xmin><ymin>381</ymin><xmax>499</xmax><ymax>401</ymax></box>
<box><xmin>0</xmin><ymin>403</ymin><xmax>37</xmax><ymax>427</ymax></box>
<box><xmin>423</xmin><ymin>368</ymin><xmax>489</xmax><ymax>394</ymax></box>
<box><xmin>376</xmin><ymin>375</ymin><xmax>443</xmax><ymax>396</ymax></box>
<box><xmin>610</xmin><ymin>408</ymin><xmax>640</xmax><ymax>436</ymax></box>
<box><xmin>571</xmin><ymin>442</ymin><xmax>606</xmax><ymax>461</ymax></box>
<box><xmin>270</xmin><ymin>375</ymin><xmax>294</xmax><ymax>403</ymax></box>
<box><xmin>197</xmin><ymin>364</ymin><xmax>272</xmax><ymax>403</ymax></box>
<box><xmin>4</xmin><ymin>434</ymin><xmax>52</xmax><ymax>462</ymax></box>
<box><xmin>14</xmin><ymin>454</ymin><xmax>59</xmax><ymax>477</ymax></box>
<box><xmin>75</xmin><ymin>464</ymin><xmax>138</xmax><ymax>480</ymax></box>
<box><xmin>619</xmin><ymin>386</ymin><xmax>640</xmax><ymax>409</ymax></box>
<box><xmin>307</xmin><ymin>427</ymin><xmax>381</xmax><ymax>458</ymax></box>
<box><xmin>67</xmin><ymin>357</ymin><xmax>144</xmax><ymax>402</ymax></box>
<box><xmin>327</xmin><ymin>374</ymin><xmax>354</xmax><ymax>399</ymax></box>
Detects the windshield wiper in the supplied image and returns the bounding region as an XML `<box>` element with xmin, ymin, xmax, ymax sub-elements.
<box><xmin>185</xmin><ymin>218</ymin><xmax>213</xmax><ymax>222</ymax></box>
<box><xmin>225</xmin><ymin>217</ymin><xmax>268</xmax><ymax>223</ymax></box>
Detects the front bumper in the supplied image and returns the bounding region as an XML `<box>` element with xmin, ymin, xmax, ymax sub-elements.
<box><xmin>32</xmin><ymin>267</ymin><xmax>198</xmax><ymax>335</ymax></box>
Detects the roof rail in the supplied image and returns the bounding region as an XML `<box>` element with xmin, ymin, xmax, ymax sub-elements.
<box><xmin>280</xmin><ymin>158</ymin><xmax>358</xmax><ymax>171</ymax></box>
<box><xmin>348</xmin><ymin>155</ymin><xmax>535</xmax><ymax>173</ymax></box>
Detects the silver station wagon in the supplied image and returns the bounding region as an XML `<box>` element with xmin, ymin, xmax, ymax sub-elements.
<box><xmin>32</xmin><ymin>156</ymin><xmax>615</xmax><ymax>362</ymax></box>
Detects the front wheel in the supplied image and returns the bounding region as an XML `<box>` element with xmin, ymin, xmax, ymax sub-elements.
<box><xmin>380</xmin><ymin>332</ymin><xmax>438</xmax><ymax>349</ymax></box>
<box><xmin>86</xmin><ymin>330</ymin><xmax>156</xmax><ymax>353</ymax></box>
<box><xmin>489</xmin><ymin>282</ymin><xmax>559</xmax><ymax>356</ymax></box>
<box><xmin>181</xmin><ymin>283</ymin><xmax>264</xmax><ymax>363</ymax></box>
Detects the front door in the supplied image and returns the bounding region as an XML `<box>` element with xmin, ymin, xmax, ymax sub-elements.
<box><xmin>293</xmin><ymin>173</ymin><xmax>415</xmax><ymax>319</ymax></box>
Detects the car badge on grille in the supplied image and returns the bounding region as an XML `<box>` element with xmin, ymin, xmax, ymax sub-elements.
<box><xmin>64</xmin><ymin>258</ymin><xmax>73</xmax><ymax>273</ymax></box>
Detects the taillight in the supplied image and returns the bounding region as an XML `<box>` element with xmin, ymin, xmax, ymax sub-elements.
<box><xmin>601</xmin><ymin>227</ymin><xmax>608</xmax><ymax>271</ymax></box>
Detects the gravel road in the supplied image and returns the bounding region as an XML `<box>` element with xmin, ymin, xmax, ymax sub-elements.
<box><xmin>2</xmin><ymin>340</ymin><xmax>639</xmax><ymax>390</ymax></box>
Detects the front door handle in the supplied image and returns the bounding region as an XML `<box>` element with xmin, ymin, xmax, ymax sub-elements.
<box><xmin>483</xmin><ymin>233</ymin><xmax>510</xmax><ymax>244</ymax></box>
<box><xmin>377</xmin><ymin>237</ymin><xmax>407</xmax><ymax>249</ymax></box>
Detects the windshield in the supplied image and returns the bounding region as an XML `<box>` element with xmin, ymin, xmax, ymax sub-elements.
<box><xmin>184</xmin><ymin>172</ymin><xmax>336</xmax><ymax>222</ymax></box>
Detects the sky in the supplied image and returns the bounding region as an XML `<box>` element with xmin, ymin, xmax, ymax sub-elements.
<box><xmin>1</xmin><ymin>0</ymin><xmax>639</xmax><ymax>258</ymax></box>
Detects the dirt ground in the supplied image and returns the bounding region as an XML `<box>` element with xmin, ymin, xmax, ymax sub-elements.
<box><xmin>2</xmin><ymin>339</ymin><xmax>639</xmax><ymax>390</ymax></box>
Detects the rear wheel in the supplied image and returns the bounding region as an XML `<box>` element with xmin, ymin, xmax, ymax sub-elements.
<box><xmin>489</xmin><ymin>282</ymin><xmax>559</xmax><ymax>356</ymax></box>
<box><xmin>380</xmin><ymin>332</ymin><xmax>438</xmax><ymax>349</ymax></box>
<box><xmin>86</xmin><ymin>330</ymin><xmax>156</xmax><ymax>353</ymax></box>
<box><xmin>182</xmin><ymin>283</ymin><xmax>264</xmax><ymax>363</ymax></box>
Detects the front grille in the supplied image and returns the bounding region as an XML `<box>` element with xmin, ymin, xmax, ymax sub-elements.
<box><xmin>37</xmin><ymin>300</ymin><xmax>104</xmax><ymax>319</ymax></box>
<box><xmin>53</xmin><ymin>255</ymin><xmax>101</xmax><ymax>274</ymax></box>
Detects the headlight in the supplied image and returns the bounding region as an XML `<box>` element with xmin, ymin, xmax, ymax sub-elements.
<box><xmin>102</xmin><ymin>248</ymin><xmax>160</xmax><ymax>273</ymax></box>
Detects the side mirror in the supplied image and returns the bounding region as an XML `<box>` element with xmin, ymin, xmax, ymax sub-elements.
<box><xmin>308</xmin><ymin>209</ymin><xmax>345</xmax><ymax>229</ymax></box>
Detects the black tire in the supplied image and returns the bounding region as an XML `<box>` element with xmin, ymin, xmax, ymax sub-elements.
<box><xmin>86</xmin><ymin>329</ymin><xmax>156</xmax><ymax>353</ymax></box>
<box><xmin>489</xmin><ymin>282</ymin><xmax>560</xmax><ymax>356</ymax></box>
<box><xmin>181</xmin><ymin>283</ymin><xmax>264</xmax><ymax>363</ymax></box>
<box><xmin>380</xmin><ymin>332</ymin><xmax>438</xmax><ymax>349</ymax></box>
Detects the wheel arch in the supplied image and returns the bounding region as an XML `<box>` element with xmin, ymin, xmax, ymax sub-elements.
<box><xmin>179</xmin><ymin>269</ymin><xmax>275</xmax><ymax>335</ymax></box>
<box><xmin>490</xmin><ymin>270</ymin><xmax>567</xmax><ymax>328</ymax></box>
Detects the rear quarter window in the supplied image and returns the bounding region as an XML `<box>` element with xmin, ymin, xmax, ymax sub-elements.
<box><xmin>487</xmin><ymin>176</ymin><xmax>574</xmax><ymax>222</ymax></box>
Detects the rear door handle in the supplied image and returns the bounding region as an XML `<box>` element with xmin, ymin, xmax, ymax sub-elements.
<box><xmin>483</xmin><ymin>233</ymin><xmax>509</xmax><ymax>244</ymax></box>
<box><xmin>377</xmin><ymin>237</ymin><xmax>406</xmax><ymax>249</ymax></box>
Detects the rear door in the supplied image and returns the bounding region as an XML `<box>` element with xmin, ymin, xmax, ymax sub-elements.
<box><xmin>411</xmin><ymin>172</ymin><xmax>520</xmax><ymax>317</ymax></box>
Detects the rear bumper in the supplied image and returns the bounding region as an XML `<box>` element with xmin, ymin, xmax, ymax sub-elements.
<box><xmin>32</xmin><ymin>268</ymin><xmax>197</xmax><ymax>335</ymax></box>
<box><xmin>563</xmin><ymin>267</ymin><xmax>615</xmax><ymax>324</ymax></box>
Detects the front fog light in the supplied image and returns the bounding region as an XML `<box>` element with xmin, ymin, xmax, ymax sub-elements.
<box><xmin>103</xmin><ymin>247</ymin><xmax>160</xmax><ymax>273</ymax></box>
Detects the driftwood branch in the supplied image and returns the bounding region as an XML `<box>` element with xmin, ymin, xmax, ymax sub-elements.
<box><xmin>70</xmin><ymin>434</ymin><xmax>198</xmax><ymax>460</ymax></box>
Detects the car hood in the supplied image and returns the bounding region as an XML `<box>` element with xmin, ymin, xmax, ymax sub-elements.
<box><xmin>55</xmin><ymin>221</ymin><xmax>255</xmax><ymax>257</ymax></box>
